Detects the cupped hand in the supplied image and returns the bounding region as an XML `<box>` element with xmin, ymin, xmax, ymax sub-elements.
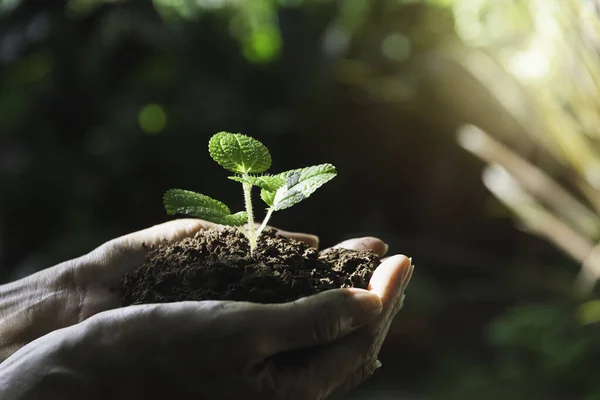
<box><xmin>72</xmin><ymin>219</ymin><xmax>323</xmax><ymax>319</ymax></box>
<box><xmin>0</xmin><ymin>219</ymin><xmax>319</xmax><ymax>360</ymax></box>
<box><xmin>0</xmin><ymin>234</ymin><xmax>412</xmax><ymax>400</ymax></box>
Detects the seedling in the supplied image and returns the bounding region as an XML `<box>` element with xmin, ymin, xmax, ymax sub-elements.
<box><xmin>163</xmin><ymin>132</ymin><xmax>337</xmax><ymax>253</ymax></box>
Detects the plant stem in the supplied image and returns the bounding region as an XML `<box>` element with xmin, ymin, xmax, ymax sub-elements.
<box><xmin>236</xmin><ymin>226</ymin><xmax>251</xmax><ymax>240</ymax></box>
<box><xmin>242</xmin><ymin>181</ymin><xmax>257</xmax><ymax>253</ymax></box>
<box><xmin>256</xmin><ymin>208</ymin><xmax>274</xmax><ymax>238</ymax></box>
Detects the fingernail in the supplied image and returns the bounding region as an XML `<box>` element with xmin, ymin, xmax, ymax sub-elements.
<box><xmin>296</xmin><ymin>232</ymin><xmax>319</xmax><ymax>243</ymax></box>
<box><xmin>374</xmin><ymin>359</ymin><xmax>383</xmax><ymax>370</ymax></box>
<box><xmin>382</xmin><ymin>243</ymin><xmax>389</xmax><ymax>256</ymax></box>
<box><xmin>348</xmin><ymin>291</ymin><xmax>383</xmax><ymax>328</ymax></box>
<box><xmin>404</xmin><ymin>264</ymin><xmax>415</xmax><ymax>289</ymax></box>
<box><xmin>335</xmin><ymin>237</ymin><xmax>383</xmax><ymax>253</ymax></box>
<box><xmin>334</xmin><ymin>238</ymin><xmax>364</xmax><ymax>249</ymax></box>
<box><xmin>399</xmin><ymin>258</ymin><xmax>412</xmax><ymax>287</ymax></box>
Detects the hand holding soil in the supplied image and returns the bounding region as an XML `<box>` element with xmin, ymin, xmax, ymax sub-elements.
<box><xmin>0</xmin><ymin>220</ymin><xmax>413</xmax><ymax>399</ymax></box>
<box><xmin>0</xmin><ymin>219</ymin><xmax>213</xmax><ymax>361</ymax></box>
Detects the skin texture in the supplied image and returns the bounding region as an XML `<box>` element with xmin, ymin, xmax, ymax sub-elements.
<box><xmin>0</xmin><ymin>220</ymin><xmax>413</xmax><ymax>400</ymax></box>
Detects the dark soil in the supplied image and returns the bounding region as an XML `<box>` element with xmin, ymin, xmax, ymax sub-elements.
<box><xmin>121</xmin><ymin>227</ymin><xmax>379</xmax><ymax>305</ymax></box>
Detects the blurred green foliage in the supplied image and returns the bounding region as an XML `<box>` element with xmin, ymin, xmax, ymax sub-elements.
<box><xmin>436</xmin><ymin>305</ymin><xmax>600</xmax><ymax>399</ymax></box>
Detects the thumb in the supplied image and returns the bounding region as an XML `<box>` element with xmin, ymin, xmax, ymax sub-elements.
<box><xmin>257</xmin><ymin>289</ymin><xmax>382</xmax><ymax>357</ymax></box>
<box><xmin>81</xmin><ymin>219</ymin><xmax>210</xmax><ymax>284</ymax></box>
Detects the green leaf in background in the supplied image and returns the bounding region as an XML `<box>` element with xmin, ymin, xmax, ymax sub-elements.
<box><xmin>228</xmin><ymin>175</ymin><xmax>285</xmax><ymax>191</ymax></box>
<box><xmin>209</xmin><ymin>132</ymin><xmax>271</xmax><ymax>174</ymax></box>
<box><xmin>262</xmin><ymin>163</ymin><xmax>337</xmax><ymax>211</ymax></box>
<box><xmin>163</xmin><ymin>189</ymin><xmax>248</xmax><ymax>226</ymax></box>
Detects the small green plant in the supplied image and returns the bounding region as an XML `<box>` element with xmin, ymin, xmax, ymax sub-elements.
<box><xmin>163</xmin><ymin>132</ymin><xmax>337</xmax><ymax>253</ymax></box>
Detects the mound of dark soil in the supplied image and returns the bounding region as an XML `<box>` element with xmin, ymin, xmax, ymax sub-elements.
<box><xmin>121</xmin><ymin>227</ymin><xmax>379</xmax><ymax>305</ymax></box>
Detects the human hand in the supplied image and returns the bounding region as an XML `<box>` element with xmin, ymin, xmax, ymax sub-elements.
<box><xmin>0</xmin><ymin>243</ymin><xmax>412</xmax><ymax>400</ymax></box>
<box><xmin>0</xmin><ymin>219</ymin><xmax>320</xmax><ymax>361</ymax></box>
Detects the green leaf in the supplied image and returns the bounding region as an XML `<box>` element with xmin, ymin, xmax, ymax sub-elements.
<box><xmin>210</xmin><ymin>211</ymin><xmax>249</xmax><ymax>226</ymax></box>
<box><xmin>261</xmin><ymin>188</ymin><xmax>277</xmax><ymax>207</ymax></box>
<box><xmin>163</xmin><ymin>189</ymin><xmax>248</xmax><ymax>226</ymax></box>
<box><xmin>209</xmin><ymin>132</ymin><xmax>271</xmax><ymax>174</ymax></box>
<box><xmin>228</xmin><ymin>175</ymin><xmax>285</xmax><ymax>191</ymax></box>
<box><xmin>262</xmin><ymin>164</ymin><xmax>337</xmax><ymax>211</ymax></box>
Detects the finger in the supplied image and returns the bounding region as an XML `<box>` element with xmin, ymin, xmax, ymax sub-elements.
<box><xmin>255</xmin><ymin>288</ymin><xmax>382</xmax><ymax>357</ymax></box>
<box><xmin>275</xmin><ymin>230</ymin><xmax>319</xmax><ymax>249</ymax></box>
<box><xmin>263</xmin><ymin>328</ymin><xmax>378</xmax><ymax>400</ymax></box>
<box><xmin>362</xmin><ymin>255</ymin><xmax>413</xmax><ymax>363</ymax></box>
<box><xmin>113</xmin><ymin>219</ymin><xmax>214</xmax><ymax>250</ymax></box>
<box><xmin>368</xmin><ymin>255</ymin><xmax>411</xmax><ymax>311</ymax></box>
<box><xmin>258</xmin><ymin>256</ymin><xmax>411</xmax><ymax>357</ymax></box>
<box><xmin>83</xmin><ymin>219</ymin><xmax>211</xmax><ymax>282</ymax></box>
<box><xmin>272</xmin><ymin>256</ymin><xmax>412</xmax><ymax>397</ymax></box>
<box><xmin>329</xmin><ymin>237</ymin><xmax>388</xmax><ymax>256</ymax></box>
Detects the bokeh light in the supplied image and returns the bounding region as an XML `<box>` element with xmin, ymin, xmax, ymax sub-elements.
<box><xmin>138</xmin><ymin>104</ymin><xmax>167</xmax><ymax>134</ymax></box>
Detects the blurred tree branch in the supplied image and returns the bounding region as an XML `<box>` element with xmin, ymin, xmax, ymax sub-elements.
<box><xmin>459</xmin><ymin>126</ymin><xmax>600</xmax><ymax>295</ymax></box>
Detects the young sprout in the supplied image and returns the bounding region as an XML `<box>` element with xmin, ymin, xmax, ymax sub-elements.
<box><xmin>163</xmin><ymin>132</ymin><xmax>337</xmax><ymax>253</ymax></box>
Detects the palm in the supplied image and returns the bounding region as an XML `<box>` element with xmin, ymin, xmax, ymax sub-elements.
<box><xmin>72</xmin><ymin>219</ymin><xmax>214</xmax><ymax>319</ymax></box>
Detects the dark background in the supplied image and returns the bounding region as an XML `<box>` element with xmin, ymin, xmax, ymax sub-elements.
<box><xmin>1</xmin><ymin>1</ymin><xmax>596</xmax><ymax>398</ymax></box>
